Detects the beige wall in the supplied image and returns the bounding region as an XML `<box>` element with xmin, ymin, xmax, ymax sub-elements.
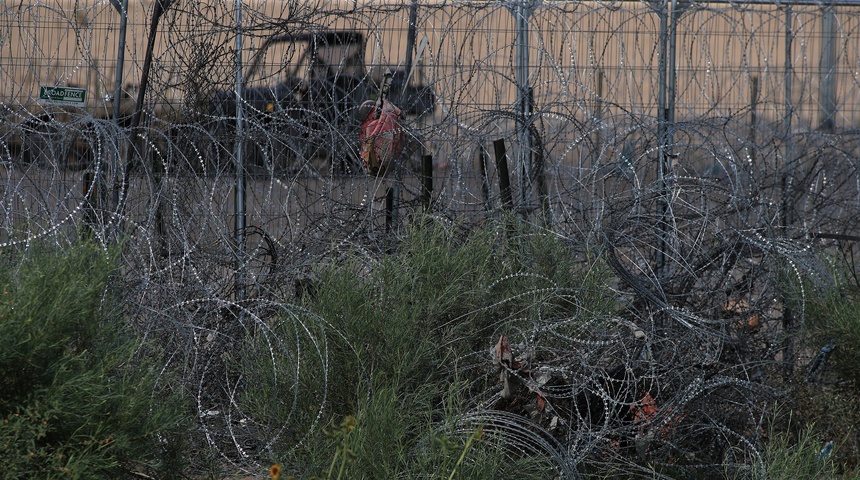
<box><xmin>1</xmin><ymin>1</ymin><xmax>858</xmax><ymax>128</ymax></box>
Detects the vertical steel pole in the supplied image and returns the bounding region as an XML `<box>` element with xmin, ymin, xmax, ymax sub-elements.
<box><xmin>110</xmin><ymin>0</ymin><xmax>128</xmax><ymax>222</ymax></box>
<box><xmin>819</xmin><ymin>3</ymin><xmax>837</xmax><ymax>131</ymax></box>
<box><xmin>784</xmin><ymin>6</ymin><xmax>794</xmax><ymax>231</ymax></box>
<box><xmin>749</xmin><ymin>76</ymin><xmax>759</xmax><ymax>163</ymax></box>
<box><xmin>782</xmin><ymin>5</ymin><xmax>796</xmax><ymax>377</ymax></box>
<box><xmin>403</xmin><ymin>0</ymin><xmax>418</xmax><ymax>93</ymax></box>
<box><xmin>515</xmin><ymin>1</ymin><xmax>532</xmax><ymax>215</ymax></box>
<box><xmin>667</xmin><ymin>0</ymin><xmax>678</xmax><ymax>135</ymax></box>
<box><xmin>655</xmin><ymin>0</ymin><xmax>679</xmax><ymax>280</ymax></box>
<box><xmin>234</xmin><ymin>0</ymin><xmax>246</xmax><ymax>300</ymax></box>
<box><xmin>112</xmin><ymin>0</ymin><xmax>128</xmax><ymax>129</ymax></box>
<box><xmin>595</xmin><ymin>68</ymin><xmax>603</xmax><ymax>157</ymax></box>
<box><xmin>657</xmin><ymin>0</ymin><xmax>668</xmax><ymax>145</ymax></box>
<box><xmin>656</xmin><ymin>0</ymin><xmax>669</xmax><ymax>279</ymax></box>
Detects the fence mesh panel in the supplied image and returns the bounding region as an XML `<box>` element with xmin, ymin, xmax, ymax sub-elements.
<box><xmin>2</xmin><ymin>0</ymin><xmax>860</xmax><ymax>476</ymax></box>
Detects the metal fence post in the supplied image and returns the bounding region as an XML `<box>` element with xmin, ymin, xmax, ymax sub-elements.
<box><xmin>109</xmin><ymin>0</ymin><xmax>128</xmax><ymax>239</ymax></box>
<box><xmin>234</xmin><ymin>0</ymin><xmax>246</xmax><ymax>301</ymax></box>
<box><xmin>782</xmin><ymin>4</ymin><xmax>797</xmax><ymax>378</ymax></box>
<box><xmin>783</xmin><ymin>6</ymin><xmax>794</xmax><ymax>233</ymax></box>
<box><xmin>749</xmin><ymin>76</ymin><xmax>759</xmax><ymax>163</ymax></box>
<box><xmin>513</xmin><ymin>1</ymin><xmax>534</xmax><ymax>216</ymax></box>
<box><xmin>819</xmin><ymin>3</ymin><xmax>837</xmax><ymax>131</ymax></box>
<box><xmin>111</xmin><ymin>0</ymin><xmax>128</xmax><ymax>131</ymax></box>
<box><xmin>656</xmin><ymin>0</ymin><xmax>678</xmax><ymax>280</ymax></box>
<box><xmin>404</xmin><ymin>0</ymin><xmax>418</xmax><ymax>91</ymax></box>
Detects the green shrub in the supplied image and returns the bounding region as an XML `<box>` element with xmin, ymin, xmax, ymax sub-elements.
<box><xmin>0</xmin><ymin>242</ymin><xmax>190</xmax><ymax>479</ymax></box>
<box><xmin>236</xmin><ymin>215</ymin><xmax>616</xmax><ymax>478</ymax></box>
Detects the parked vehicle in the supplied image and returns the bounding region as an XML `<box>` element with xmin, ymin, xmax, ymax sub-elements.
<box><xmin>2</xmin><ymin>29</ymin><xmax>436</xmax><ymax>176</ymax></box>
<box><xmin>192</xmin><ymin>30</ymin><xmax>436</xmax><ymax>175</ymax></box>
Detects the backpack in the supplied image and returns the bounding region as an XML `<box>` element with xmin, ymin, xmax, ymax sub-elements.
<box><xmin>359</xmin><ymin>97</ymin><xmax>405</xmax><ymax>176</ymax></box>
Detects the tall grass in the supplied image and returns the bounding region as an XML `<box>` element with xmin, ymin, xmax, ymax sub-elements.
<box><xmin>6</xmin><ymin>222</ymin><xmax>860</xmax><ymax>478</ymax></box>
<box><xmin>805</xmin><ymin>285</ymin><xmax>860</xmax><ymax>384</ymax></box>
<box><xmin>777</xmin><ymin>269</ymin><xmax>860</xmax><ymax>471</ymax></box>
<box><xmin>747</xmin><ymin>421</ymin><xmax>843</xmax><ymax>480</ymax></box>
<box><xmin>234</xmin><ymin>215</ymin><xmax>617</xmax><ymax>478</ymax></box>
<box><xmin>0</xmin><ymin>242</ymin><xmax>190</xmax><ymax>479</ymax></box>
<box><xmin>765</xmin><ymin>257</ymin><xmax>860</xmax><ymax>473</ymax></box>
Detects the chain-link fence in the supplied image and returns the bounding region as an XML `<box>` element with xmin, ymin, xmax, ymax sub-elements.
<box><xmin>2</xmin><ymin>0</ymin><xmax>860</xmax><ymax>476</ymax></box>
<box><xmin>4</xmin><ymin>1</ymin><xmax>859</xmax><ymax>236</ymax></box>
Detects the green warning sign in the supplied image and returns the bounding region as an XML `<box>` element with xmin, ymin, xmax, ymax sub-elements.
<box><xmin>39</xmin><ymin>86</ymin><xmax>87</xmax><ymax>105</ymax></box>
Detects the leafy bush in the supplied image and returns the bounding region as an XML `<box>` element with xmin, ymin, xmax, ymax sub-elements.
<box><xmin>0</xmin><ymin>242</ymin><xmax>190</xmax><ymax>479</ymax></box>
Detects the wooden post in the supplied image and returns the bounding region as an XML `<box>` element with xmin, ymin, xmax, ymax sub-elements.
<box><xmin>421</xmin><ymin>154</ymin><xmax>433</xmax><ymax>210</ymax></box>
<box><xmin>493</xmin><ymin>139</ymin><xmax>513</xmax><ymax>211</ymax></box>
